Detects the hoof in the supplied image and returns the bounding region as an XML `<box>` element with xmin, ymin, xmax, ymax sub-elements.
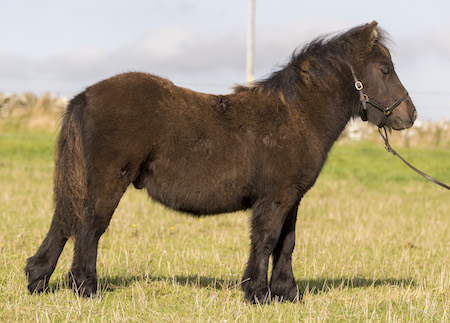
<box><xmin>68</xmin><ymin>272</ymin><xmax>98</xmax><ymax>297</ymax></box>
<box><xmin>271</xmin><ymin>285</ymin><xmax>302</xmax><ymax>303</ymax></box>
<box><xmin>244</xmin><ymin>289</ymin><xmax>272</xmax><ymax>304</ymax></box>
<box><xmin>242</xmin><ymin>280</ymin><xmax>271</xmax><ymax>304</ymax></box>
<box><xmin>26</xmin><ymin>277</ymin><xmax>49</xmax><ymax>294</ymax></box>
<box><xmin>25</xmin><ymin>258</ymin><xmax>51</xmax><ymax>294</ymax></box>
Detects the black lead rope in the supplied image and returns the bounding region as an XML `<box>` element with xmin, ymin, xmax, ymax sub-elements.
<box><xmin>378</xmin><ymin>127</ymin><xmax>450</xmax><ymax>190</ymax></box>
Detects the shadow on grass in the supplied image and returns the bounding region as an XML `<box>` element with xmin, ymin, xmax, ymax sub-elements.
<box><xmin>46</xmin><ymin>274</ymin><xmax>240</xmax><ymax>295</ymax></box>
<box><xmin>101</xmin><ymin>274</ymin><xmax>241</xmax><ymax>292</ymax></box>
<box><xmin>297</xmin><ymin>277</ymin><xmax>416</xmax><ymax>295</ymax></box>
<box><xmin>47</xmin><ymin>274</ymin><xmax>416</xmax><ymax>296</ymax></box>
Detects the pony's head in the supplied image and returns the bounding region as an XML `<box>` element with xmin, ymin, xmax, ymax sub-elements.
<box><xmin>348</xmin><ymin>21</ymin><xmax>417</xmax><ymax>130</ymax></box>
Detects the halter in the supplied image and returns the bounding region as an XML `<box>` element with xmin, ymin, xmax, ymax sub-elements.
<box><xmin>349</xmin><ymin>66</ymin><xmax>409</xmax><ymax>128</ymax></box>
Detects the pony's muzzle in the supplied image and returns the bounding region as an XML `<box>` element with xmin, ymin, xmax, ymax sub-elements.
<box><xmin>391</xmin><ymin>100</ymin><xmax>417</xmax><ymax>130</ymax></box>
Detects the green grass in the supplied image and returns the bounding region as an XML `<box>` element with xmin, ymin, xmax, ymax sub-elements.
<box><xmin>0</xmin><ymin>126</ymin><xmax>449</xmax><ymax>322</ymax></box>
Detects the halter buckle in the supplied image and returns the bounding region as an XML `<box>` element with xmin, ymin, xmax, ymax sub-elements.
<box><xmin>354</xmin><ymin>81</ymin><xmax>364</xmax><ymax>91</ymax></box>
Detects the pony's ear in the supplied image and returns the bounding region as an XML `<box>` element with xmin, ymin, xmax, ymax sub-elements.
<box><xmin>363</xmin><ymin>21</ymin><xmax>379</xmax><ymax>45</ymax></box>
<box><xmin>299</xmin><ymin>58</ymin><xmax>312</xmax><ymax>87</ymax></box>
<box><xmin>347</xmin><ymin>21</ymin><xmax>379</xmax><ymax>60</ymax></box>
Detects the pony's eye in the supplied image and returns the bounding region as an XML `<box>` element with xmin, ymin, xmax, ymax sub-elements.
<box><xmin>380</xmin><ymin>67</ymin><xmax>391</xmax><ymax>75</ymax></box>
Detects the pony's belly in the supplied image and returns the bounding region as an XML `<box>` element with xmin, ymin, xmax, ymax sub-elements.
<box><xmin>142</xmin><ymin>162</ymin><xmax>253</xmax><ymax>215</ymax></box>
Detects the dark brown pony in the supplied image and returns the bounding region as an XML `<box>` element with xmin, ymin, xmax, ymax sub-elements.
<box><xmin>25</xmin><ymin>22</ymin><xmax>417</xmax><ymax>303</ymax></box>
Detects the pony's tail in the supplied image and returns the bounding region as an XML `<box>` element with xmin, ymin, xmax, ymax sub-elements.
<box><xmin>53</xmin><ymin>92</ymin><xmax>88</xmax><ymax>237</ymax></box>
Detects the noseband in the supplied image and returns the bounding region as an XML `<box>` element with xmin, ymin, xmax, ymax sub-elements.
<box><xmin>350</xmin><ymin>66</ymin><xmax>409</xmax><ymax>128</ymax></box>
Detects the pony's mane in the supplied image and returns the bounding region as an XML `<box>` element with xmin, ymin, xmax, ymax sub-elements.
<box><xmin>235</xmin><ymin>24</ymin><xmax>390</xmax><ymax>105</ymax></box>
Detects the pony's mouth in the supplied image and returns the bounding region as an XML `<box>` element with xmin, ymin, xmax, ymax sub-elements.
<box><xmin>392</xmin><ymin>116</ymin><xmax>408</xmax><ymax>130</ymax></box>
<box><xmin>392</xmin><ymin>114</ymin><xmax>416</xmax><ymax>130</ymax></box>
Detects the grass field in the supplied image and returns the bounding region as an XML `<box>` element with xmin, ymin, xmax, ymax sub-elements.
<box><xmin>0</xmin><ymin>123</ymin><xmax>449</xmax><ymax>322</ymax></box>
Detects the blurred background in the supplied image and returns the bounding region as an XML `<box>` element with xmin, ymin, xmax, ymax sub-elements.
<box><xmin>1</xmin><ymin>0</ymin><xmax>449</xmax><ymax>121</ymax></box>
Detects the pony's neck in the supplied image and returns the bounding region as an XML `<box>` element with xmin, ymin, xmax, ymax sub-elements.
<box><xmin>291</xmin><ymin>68</ymin><xmax>361</xmax><ymax>151</ymax></box>
<box><xmin>246</xmin><ymin>50</ymin><xmax>362</xmax><ymax>151</ymax></box>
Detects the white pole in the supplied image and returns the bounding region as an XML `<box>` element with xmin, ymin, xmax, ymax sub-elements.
<box><xmin>246</xmin><ymin>0</ymin><xmax>255</xmax><ymax>83</ymax></box>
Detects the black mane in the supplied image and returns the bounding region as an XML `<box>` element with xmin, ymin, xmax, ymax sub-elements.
<box><xmin>237</xmin><ymin>24</ymin><xmax>390</xmax><ymax>106</ymax></box>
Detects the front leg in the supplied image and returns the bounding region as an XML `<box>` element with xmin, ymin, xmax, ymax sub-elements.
<box><xmin>270</xmin><ymin>202</ymin><xmax>301</xmax><ymax>302</ymax></box>
<box><xmin>241</xmin><ymin>235</ymin><xmax>273</xmax><ymax>303</ymax></box>
<box><xmin>241</xmin><ymin>193</ymin><xmax>299</xmax><ymax>304</ymax></box>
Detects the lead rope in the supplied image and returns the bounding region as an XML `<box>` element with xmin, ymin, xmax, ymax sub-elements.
<box><xmin>378</xmin><ymin>127</ymin><xmax>450</xmax><ymax>190</ymax></box>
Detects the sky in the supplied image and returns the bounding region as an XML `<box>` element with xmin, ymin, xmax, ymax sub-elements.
<box><xmin>1</xmin><ymin>0</ymin><xmax>449</xmax><ymax>121</ymax></box>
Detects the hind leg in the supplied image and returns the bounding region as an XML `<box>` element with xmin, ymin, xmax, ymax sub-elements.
<box><xmin>68</xmin><ymin>221</ymin><xmax>105</xmax><ymax>296</ymax></box>
<box><xmin>68</xmin><ymin>173</ymin><xmax>128</xmax><ymax>297</ymax></box>
<box><xmin>270</xmin><ymin>202</ymin><xmax>301</xmax><ymax>302</ymax></box>
<box><xmin>25</xmin><ymin>218</ymin><xmax>68</xmax><ymax>294</ymax></box>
